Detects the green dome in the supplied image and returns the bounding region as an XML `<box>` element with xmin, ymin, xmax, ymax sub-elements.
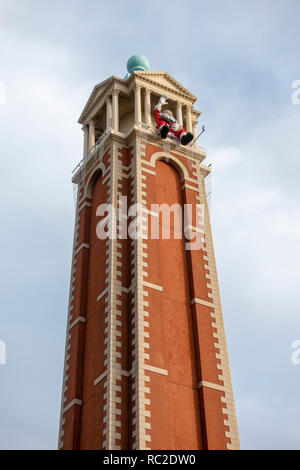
<box><xmin>126</xmin><ymin>54</ymin><xmax>150</xmax><ymax>74</ymax></box>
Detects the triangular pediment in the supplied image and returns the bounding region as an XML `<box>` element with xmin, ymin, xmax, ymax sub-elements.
<box><xmin>79</xmin><ymin>71</ymin><xmax>199</xmax><ymax>124</ymax></box>
<box><xmin>78</xmin><ymin>76</ymin><xmax>115</xmax><ymax>123</ymax></box>
<box><xmin>134</xmin><ymin>71</ymin><xmax>197</xmax><ymax>102</ymax></box>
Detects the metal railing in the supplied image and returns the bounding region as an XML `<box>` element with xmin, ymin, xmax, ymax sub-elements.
<box><xmin>72</xmin><ymin>130</ymin><xmax>109</xmax><ymax>175</ymax></box>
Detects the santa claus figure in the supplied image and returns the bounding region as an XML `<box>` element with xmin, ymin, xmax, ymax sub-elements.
<box><xmin>153</xmin><ymin>95</ymin><xmax>194</xmax><ymax>145</ymax></box>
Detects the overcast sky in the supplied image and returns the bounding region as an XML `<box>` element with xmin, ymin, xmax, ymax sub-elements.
<box><xmin>0</xmin><ymin>0</ymin><xmax>299</xmax><ymax>450</ymax></box>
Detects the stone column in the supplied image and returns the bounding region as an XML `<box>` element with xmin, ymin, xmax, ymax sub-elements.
<box><xmin>112</xmin><ymin>90</ymin><xmax>119</xmax><ymax>132</ymax></box>
<box><xmin>82</xmin><ymin>125</ymin><xmax>89</xmax><ymax>158</ymax></box>
<box><xmin>144</xmin><ymin>89</ymin><xmax>151</xmax><ymax>126</ymax></box>
<box><xmin>106</xmin><ymin>97</ymin><xmax>112</xmax><ymax>131</ymax></box>
<box><xmin>88</xmin><ymin>119</ymin><xmax>95</xmax><ymax>150</ymax></box>
<box><xmin>134</xmin><ymin>85</ymin><xmax>142</xmax><ymax>126</ymax></box>
<box><xmin>185</xmin><ymin>105</ymin><xmax>192</xmax><ymax>133</ymax></box>
<box><xmin>176</xmin><ymin>103</ymin><xmax>183</xmax><ymax>127</ymax></box>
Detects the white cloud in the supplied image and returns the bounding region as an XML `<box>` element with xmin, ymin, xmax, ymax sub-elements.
<box><xmin>208</xmin><ymin>146</ymin><xmax>244</xmax><ymax>171</ymax></box>
<box><xmin>0</xmin><ymin>0</ymin><xmax>300</xmax><ymax>450</ymax></box>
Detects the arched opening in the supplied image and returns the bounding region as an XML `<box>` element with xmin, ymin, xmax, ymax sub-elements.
<box><xmin>150</xmin><ymin>151</ymin><xmax>190</xmax><ymax>182</ymax></box>
<box><xmin>147</xmin><ymin>159</ymin><xmax>203</xmax><ymax>449</ymax></box>
<box><xmin>84</xmin><ymin>166</ymin><xmax>104</xmax><ymax>199</ymax></box>
<box><xmin>80</xmin><ymin>170</ymin><xmax>109</xmax><ymax>449</ymax></box>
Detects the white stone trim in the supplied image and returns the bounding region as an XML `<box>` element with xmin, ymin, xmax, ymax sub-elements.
<box><xmin>142</xmin><ymin>151</ymin><xmax>197</xmax><ymax>183</ymax></box>
<box><xmin>102</xmin><ymin>142</ymin><xmax>128</xmax><ymax>450</ymax></box>
<box><xmin>143</xmin><ymin>281</ymin><xmax>163</xmax><ymax>292</ymax></box>
<box><xmin>74</xmin><ymin>243</ymin><xmax>89</xmax><ymax>256</ymax></box>
<box><xmin>144</xmin><ymin>365</ymin><xmax>168</xmax><ymax>376</ymax></box>
<box><xmin>94</xmin><ymin>370</ymin><xmax>108</xmax><ymax>386</ymax></box>
<box><xmin>97</xmin><ymin>287</ymin><xmax>109</xmax><ymax>302</ymax></box>
<box><xmin>191</xmin><ymin>297</ymin><xmax>215</xmax><ymax>308</ymax></box>
<box><xmin>198</xmin><ymin>380</ymin><xmax>224</xmax><ymax>392</ymax></box>
<box><xmin>141</xmin><ymin>167</ymin><xmax>156</xmax><ymax>176</ymax></box>
<box><xmin>130</xmin><ymin>135</ymin><xmax>151</xmax><ymax>450</ymax></box>
<box><xmin>58</xmin><ymin>175</ymin><xmax>84</xmax><ymax>448</ymax></box>
<box><xmin>68</xmin><ymin>316</ymin><xmax>86</xmax><ymax>331</ymax></box>
<box><xmin>102</xmin><ymin>172</ymin><xmax>111</xmax><ymax>186</ymax></box>
<box><xmin>78</xmin><ymin>201</ymin><xmax>91</xmax><ymax>213</ymax></box>
<box><xmin>182</xmin><ymin>182</ymin><xmax>200</xmax><ymax>192</ymax></box>
<box><xmin>195</xmin><ymin>163</ymin><xmax>240</xmax><ymax>450</ymax></box>
<box><xmin>62</xmin><ymin>398</ymin><xmax>82</xmax><ymax>415</ymax></box>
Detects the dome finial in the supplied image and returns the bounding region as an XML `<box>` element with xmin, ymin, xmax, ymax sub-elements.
<box><xmin>124</xmin><ymin>54</ymin><xmax>150</xmax><ymax>80</ymax></box>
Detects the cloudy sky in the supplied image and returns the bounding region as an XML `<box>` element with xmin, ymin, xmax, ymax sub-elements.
<box><xmin>0</xmin><ymin>0</ymin><xmax>299</xmax><ymax>449</ymax></box>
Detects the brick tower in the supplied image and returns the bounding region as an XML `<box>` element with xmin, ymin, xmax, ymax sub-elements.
<box><xmin>58</xmin><ymin>56</ymin><xmax>239</xmax><ymax>450</ymax></box>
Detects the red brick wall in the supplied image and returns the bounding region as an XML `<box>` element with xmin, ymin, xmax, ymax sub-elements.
<box><xmin>145</xmin><ymin>161</ymin><xmax>203</xmax><ymax>449</ymax></box>
<box><xmin>60</xmin><ymin>140</ymin><xmax>232</xmax><ymax>450</ymax></box>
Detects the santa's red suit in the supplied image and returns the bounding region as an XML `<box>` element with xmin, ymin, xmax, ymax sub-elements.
<box><xmin>153</xmin><ymin>95</ymin><xmax>193</xmax><ymax>146</ymax></box>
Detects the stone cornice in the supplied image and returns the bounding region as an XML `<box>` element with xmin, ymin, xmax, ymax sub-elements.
<box><xmin>78</xmin><ymin>76</ymin><xmax>128</xmax><ymax>125</ymax></box>
<box><xmin>132</xmin><ymin>71</ymin><xmax>197</xmax><ymax>102</ymax></box>
<box><xmin>132</xmin><ymin>78</ymin><xmax>194</xmax><ymax>105</ymax></box>
<box><xmin>78</xmin><ymin>76</ymin><xmax>112</xmax><ymax>124</ymax></box>
<box><xmin>72</xmin><ymin>126</ymin><xmax>209</xmax><ymax>184</ymax></box>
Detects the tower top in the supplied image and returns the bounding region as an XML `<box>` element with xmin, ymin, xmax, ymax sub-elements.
<box><xmin>124</xmin><ymin>54</ymin><xmax>150</xmax><ymax>79</ymax></box>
